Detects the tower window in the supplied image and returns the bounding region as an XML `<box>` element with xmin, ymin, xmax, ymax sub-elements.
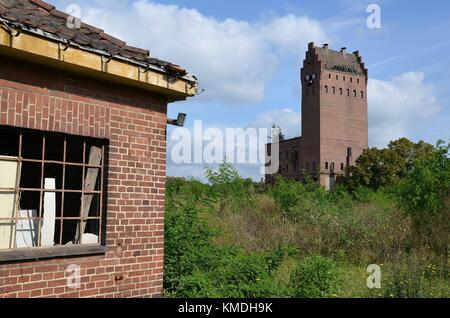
<box><xmin>329</xmin><ymin>74</ymin><xmax>331</xmax><ymax>79</ymax></box>
<box><xmin>341</xmin><ymin>163</ymin><xmax>344</xmax><ymax>171</ymax></box>
<box><xmin>332</xmin><ymin>87</ymin><xmax>336</xmax><ymax>94</ymax></box>
<box><xmin>347</xmin><ymin>89</ymin><xmax>350</xmax><ymax>96</ymax></box>
<box><xmin>325</xmin><ymin>85</ymin><xmax>328</xmax><ymax>93</ymax></box>
<box><xmin>336</xmin><ymin>75</ymin><xmax>338</xmax><ymax>80</ymax></box>
<box><xmin>361</xmin><ymin>91</ymin><xmax>364</xmax><ymax>98</ymax></box>
<box><xmin>339</xmin><ymin>88</ymin><xmax>343</xmax><ymax>95</ymax></box>
<box><xmin>357</xmin><ymin>78</ymin><xmax>360</xmax><ymax>84</ymax></box>
<box><xmin>325</xmin><ymin>162</ymin><xmax>329</xmax><ymax>170</ymax></box>
<box><xmin>347</xmin><ymin>147</ymin><xmax>352</xmax><ymax>157</ymax></box>
<box><xmin>343</xmin><ymin>76</ymin><xmax>346</xmax><ymax>82</ymax></box>
<box><xmin>350</xmin><ymin>77</ymin><xmax>353</xmax><ymax>83</ymax></box>
<box><xmin>353</xmin><ymin>90</ymin><xmax>357</xmax><ymax>97</ymax></box>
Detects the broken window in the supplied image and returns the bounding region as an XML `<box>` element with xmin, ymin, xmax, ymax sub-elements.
<box><xmin>0</xmin><ymin>126</ymin><xmax>106</xmax><ymax>251</ymax></box>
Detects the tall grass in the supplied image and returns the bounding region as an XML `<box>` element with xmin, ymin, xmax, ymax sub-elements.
<box><xmin>164</xmin><ymin>162</ymin><xmax>450</xmax><ymax>298</ymax></box>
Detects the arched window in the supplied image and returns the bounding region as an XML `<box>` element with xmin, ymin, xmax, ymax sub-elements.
<box><xmin>325</xmin><ymin>85</ymin><xmax>328</xmax><ymax>93</ymax></box>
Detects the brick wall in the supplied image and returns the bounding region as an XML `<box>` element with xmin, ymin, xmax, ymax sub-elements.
<box><xmin>0</xmin><ymin>55</ymin><xmax>168</xmax><ymax>298</ymax></box>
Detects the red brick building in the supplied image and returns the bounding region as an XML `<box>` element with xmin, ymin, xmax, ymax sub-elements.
<box><xmin>267</xmin><ymin>42</ymin><xmax>368</xmax><ymax>189</ymax></box>
<box><xmin>0</xmin><ymin>0</ymin><xmax>197</xmax><ymax>297</ymax></box>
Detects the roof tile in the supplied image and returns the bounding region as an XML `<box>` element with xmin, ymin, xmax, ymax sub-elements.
<box><xmin>0</xmin><ymin>0</ymin><xmax>187</xmax><ymax>74</ymax></box>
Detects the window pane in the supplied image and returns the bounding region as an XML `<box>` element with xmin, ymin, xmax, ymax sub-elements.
<box><xmin>22</xmin><ymin>132</ymin><xmax>43</xmax><ymax>160</ymax></box>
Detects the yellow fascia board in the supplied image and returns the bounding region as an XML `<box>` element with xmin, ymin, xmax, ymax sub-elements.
<box><xmin>0</xmin><ymin>27</ymin><xmax>197</xmax><ymax>101</ymax></box>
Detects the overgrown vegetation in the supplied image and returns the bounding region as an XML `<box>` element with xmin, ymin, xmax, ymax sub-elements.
<box><xmin>164</xmin><ymin>139</ymin><xmax>450</xmax><ymax>298</ymax></box>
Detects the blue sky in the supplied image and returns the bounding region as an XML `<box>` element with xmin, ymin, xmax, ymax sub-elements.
<box><xmin>52</xmin><ymin>0</ymin><xmax>450</xmax><ymax>180</ymax></box>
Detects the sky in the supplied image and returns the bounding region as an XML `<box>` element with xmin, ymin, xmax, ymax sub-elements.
<box><xmin>52</xmin><ymin>0</ymin><xmax>450</xmax><ymax>180</ymax></box>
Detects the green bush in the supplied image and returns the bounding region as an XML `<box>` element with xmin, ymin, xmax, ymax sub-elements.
<box><xmin>165</xmin><ymin>156</ymin><xmax>450</xmax><ymax>298</ymax></box>
<box><xmin>397</xmin><ymin>141</ymin><xmax>450</xmax><ymax>216</ymax></box>
<box><xmin>289</xmin><ymin>255</ymin><xmax>341</xmax><ymax>298</ymax></box>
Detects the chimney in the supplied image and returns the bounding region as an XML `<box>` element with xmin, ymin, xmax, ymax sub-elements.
<box><xmin>340</xmin><ymin>47</ymin><xmax>347</xmax><ymax>55</ymax></box>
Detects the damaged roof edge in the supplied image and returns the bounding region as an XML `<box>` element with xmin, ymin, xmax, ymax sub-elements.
<box><xmin>0</xmin><ymin>17</ymin><xmax>197</xmax><ymax>84</ymax></box>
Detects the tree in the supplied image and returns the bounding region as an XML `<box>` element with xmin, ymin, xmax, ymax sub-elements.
<box><xmin>397</xmin><ymin>140</ymin><xmax>450</xmax><ymax>216</ymax></box>
<box><xmin>337</xmin><ymin>138</ymin><xmax>434</xmax><ymax>190</ymax></box>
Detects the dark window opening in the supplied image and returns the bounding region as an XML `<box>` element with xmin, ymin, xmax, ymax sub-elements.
<box><xmin>325</xmin><ymin>162</ymin><xmax>329</xmax><ymax>170</ymax></box>
<box><xmin>0</xmin><ymin>126</ymin><xmax>107</xmax><ymax>252</ymax></box>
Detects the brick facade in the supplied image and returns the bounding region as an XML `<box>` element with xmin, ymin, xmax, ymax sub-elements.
<box><xmin>266</xmin><ymin>43</ymin><xmax>368</xmax><ymax>189</ymax></box>
<box><xmin>0</xmin><ymin>55</ymin><xmax>168</xmax><ymax>298</ymax></box>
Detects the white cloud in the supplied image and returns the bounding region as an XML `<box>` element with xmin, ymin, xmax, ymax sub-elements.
<box><xmin>248</xmin><ymin>108</ymin><xmax>301</xmax><ymax>139</ymax></box>
<box><xmin>77</xmin><ymin>0</ymin><xmax>328</xmax><ymax>104</ymax></box>
<box><xmin>368</xmin><ymin>72</ymin><xmax>441</xmax><ymax>147</ymax></box>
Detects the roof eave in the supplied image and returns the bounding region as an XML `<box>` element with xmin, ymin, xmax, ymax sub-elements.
<box><xmin>0</xmin><ymin>19</ymin><xmax>198</xmax><ymax>101</ymax></box>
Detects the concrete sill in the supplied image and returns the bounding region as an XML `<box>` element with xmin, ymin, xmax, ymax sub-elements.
<box><xmin>0</xmin><ymin>245</ymin><xmax>107</xmax><ymax>263</ymax></box>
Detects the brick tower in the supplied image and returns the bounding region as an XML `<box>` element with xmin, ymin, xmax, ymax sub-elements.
<box><xmin>300</xmin><ymin>42</ymin><xmax>368</xmax><ymax>189</ymax></box>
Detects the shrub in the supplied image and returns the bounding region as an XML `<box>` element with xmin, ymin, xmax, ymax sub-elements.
<box><xmin>289</xmin><ymin>255</ymin><xmax>341</xmax><ymax>298</ymax></box>
<box><xmin>397</xmin><ymin>141</ymin><xmax>450</xmax><ymax>216</ymax></box>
